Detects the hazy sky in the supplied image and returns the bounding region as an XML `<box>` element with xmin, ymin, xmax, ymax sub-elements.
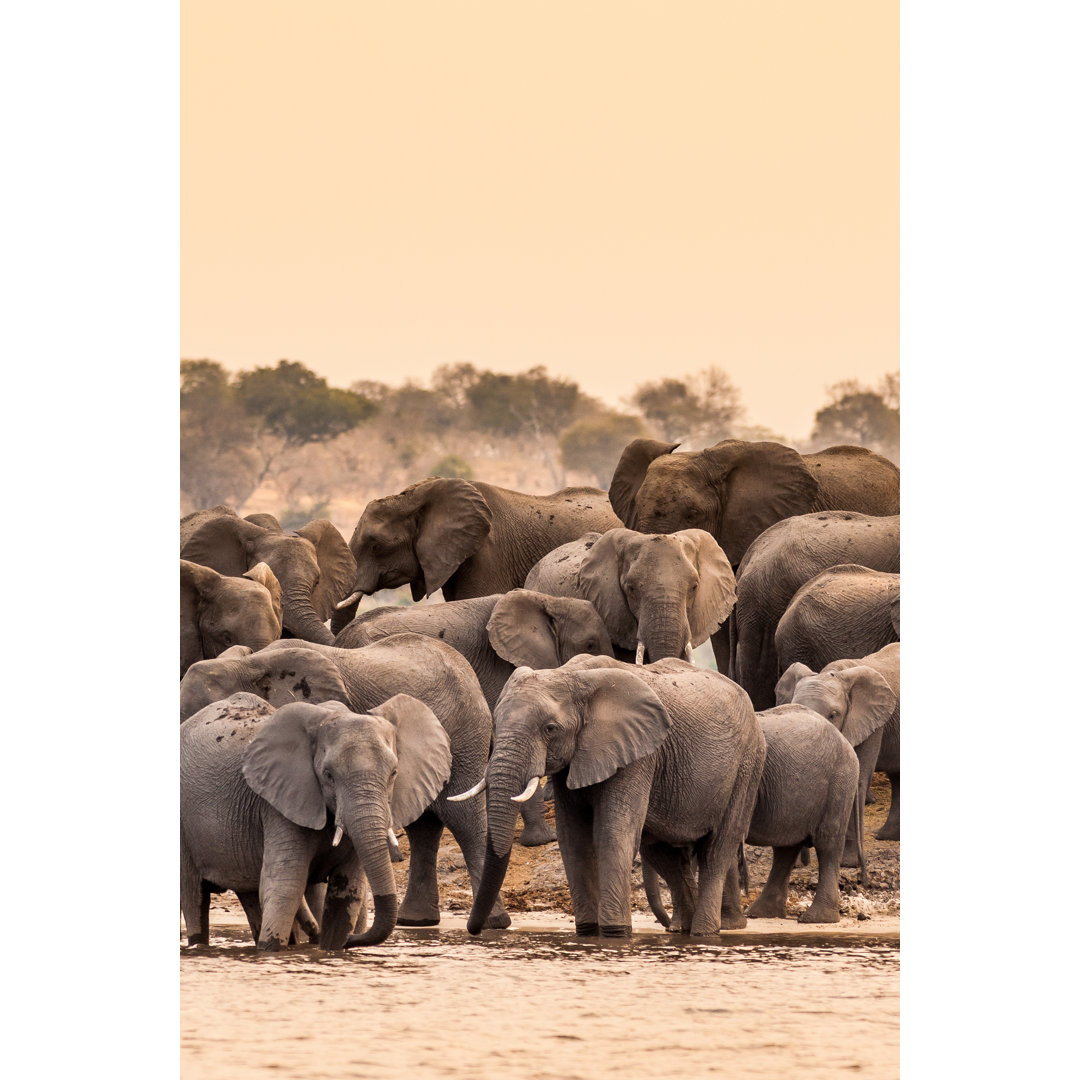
<box><xmin>181</xmin><ymin>1</ymin><xmax>898</xmax><ymax>442</ymax></box>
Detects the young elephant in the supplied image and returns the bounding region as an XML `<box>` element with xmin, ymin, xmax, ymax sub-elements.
<box><xmin>458</xmin><ymin>655</ymin><xmax>765</xmax><ymax>937</ymax></box>
<box><xmin>335</xmin><ymin>589</ymin><xmax>615</xmax><ymax>845</ymax></box>
<box><xmin>180</xmin><ymin>693</ymin><xmax>452</xmax><ymax>950</ymax></box>
<box><xmin>179</xmin><ymin>633</ymin><xmax>511</xmax><ymax>930</ymax></box>
<box><xmin>776</xmin><ymin>642</ymin><xmax>901</xmax><ymax>843</ymax></box>
<box><xmin>523</xmin><ymin>528</ymin><xmax>736</xmax><ymax>665</ymax></box>
<box><xmin>180</xmin><ymin>559</ymin><xmax>283</xmax><ymax>678</ymax></box>
<box><xmin>743</xmin><ymin>706</ymin><xmax>866</xmax><ymax>923</ymax></box>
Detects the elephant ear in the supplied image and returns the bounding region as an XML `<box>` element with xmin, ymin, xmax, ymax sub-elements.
<box><xmin>181</xmin><ymin>514</ymin><xmax>265</xmax><ymax>577</ymax></box>
<box><xmin>487</xmin><ymin>591</ymin><xmax>561</xmax><ymax>669</ymax></box>
<box><xmin>701</xmin><ymin>441</ymin><xmax>819</xmax><ymax>565</ymax></box>
<box><xmin>370</xmin><ymin>694</ymin><xmax>453</xmax><ymax>829</ymax></box>
<box><xmin>567</xmin><ymin>669</ymin><xmax>672</xmax><ymax>789</ymax></box>
<box><xmin>834</xmin><ymin>665</ymin><xmax>896</xmax><ymax>747</ymax></box>
<box><xmin>890</xmin><ymin>595</ymin><xmax>901</xmax><ymax>637</ymax></box>
<box><xmin>250</xmin><ymin>647</ymin><xmax>350</xmax><ymax>708</ymax></box>
<box><xmin>678</xmin><ymin>530</ymin><xmax>737</xmax><ymax>645</ymax></box>
<box><xmin>775</xmin><ymin>662</ymin><xmax>816</xmax><ymax>705</ymax></box>
<box><xmin>577</xmin><ymin>530</ymin><xmax>639</xmax><ymax>650</ymax></box>
<box><xmin>608</xmin><ymin>439</ymin><xmax>680</xmax><ymax>526</ymax></box>
<box><xmin>295</xmin><ymin>520</ymin><xmax>357</xmax><ymax>622</ymax></box>
<box><xmin>411</xmin><ymin>478</ymin><xmax>493</xmax><ymax>596</ymax></box>
<box><xmin>243</xmin><ymin>561</ymin><xmax>284</xmax><ymax>633</ymax></box>
<box><xmin>241</xmin><ymin>702</ymin><xmax>337</xmax><ymax>830</ymax></box>
<box><xmin>180</xmin><ymin>560</ymin><xmax>219</xmax><ymax>672</ymax></box>
<box><xmin>245</xmin><ymin>513</ymin><xmax>283</xmax><ymax>532</ymax></box>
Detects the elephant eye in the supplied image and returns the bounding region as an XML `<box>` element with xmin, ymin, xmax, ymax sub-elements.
<box><xmin>544</xmin><ymin>722</ymin><xmax>559</xmax><ymax>735</ymax></box>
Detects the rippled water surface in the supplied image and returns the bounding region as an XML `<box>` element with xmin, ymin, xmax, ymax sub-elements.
<box><xmin>181</xmin><ymin>924</ymin><xmax>899</xmax><ymax>1079</ymax></box>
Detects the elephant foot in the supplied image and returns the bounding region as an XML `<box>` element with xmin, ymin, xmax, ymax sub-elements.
<box><xmin>396</xmin><ymin>915</ymin><xmax>441</xmax><ymax>927</ymax></box>
<box><xmin>864</xmin><ymin>787</ymin><xmax>876</xmax><ymax>805</ymax></box>
<box><xmin>575</xmin><ymin>922</ymin><xmax>600</xmax><ymax>936</ymax></box>
<box><xmin>841</xmin><ymin>847</ymin><xmax>861</xmax><ymax>868</ymax></box>
<box><xmin>519</xmin><ymin>825</ymin><xmax>558</xmax><ymax>847</ymax></box>
<box><xmin>746</xmin><ymin>896</ymin><xmax>786</xmax><ymax>920</ymax></box>
<box><xmin>798</xmin><ymin>905</ymin><xmax>841</xmax><ymax>924</ymax></box>
<box><xmin>256</xmin><ymin>937</ymin><xmax>284</xmax><ymax>952</ymax></box>
<box><xmin>186</xmin><ymin>932</ymin><xmax>209</xmax><ymax>946</ymax></box>
<box><xmin>720</xmin><ymin>911</ymin><xmax>747</xmax><ymax>930</ymax></box>
<box><xmin>600</xmin><ymin>924</ymin><xmax>632</xmax><ymax>938</ymax></box>
<box><xmin>484</xmin><ymin>911</ymin><xmax>512</xmax><ymax>930</ymax></box>
<box><xmin>875</xmin><ymin>822</ymin><xmax>900</xmax><ymax>842</ymax></box>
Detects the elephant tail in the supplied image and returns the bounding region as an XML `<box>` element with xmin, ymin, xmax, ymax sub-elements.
<box><xmin>737</xmin><ymin>843</ymin><xmax>749</xmax><ymax>897</ymax></box>
<box><xmin>641</xmin><ymin>854</ymin><xmax>671</xmax><ymax>928</ymax></box>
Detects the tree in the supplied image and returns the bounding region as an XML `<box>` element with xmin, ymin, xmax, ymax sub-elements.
<box><xmin>559</xmin><ymin>412</ymin><xmax>649</xmax><ymax>489</ymax></box>
<box><xmin>628</xmin><ymin>366</ymin><xmax>745</xmax><ymax>448</ymax></box>
<box><xmin>810</xmin><ymin>375</ymin><xmax>900</xmax><ymax>461</ymax></box>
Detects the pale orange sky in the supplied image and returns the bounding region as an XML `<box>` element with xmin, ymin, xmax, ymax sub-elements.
<box><xmin>180</xmin><ymin>1</ymin><xmax>898</xmax><ymax>442</ymax></box>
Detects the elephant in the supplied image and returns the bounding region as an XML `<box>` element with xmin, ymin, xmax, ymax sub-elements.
<box><xmin>458</xmin><ymin>654</ymin><xmax>765</xmax><ymax>937</ymax></box>
<box><xmin>179</xmin><ymin>633</ymin><xmax>512</xmax><ymax>929</ymax></box>
<box><xmin>523</xmin><ymin>528</ymin><xmax>736</xmax><ymax>666</ymax></box>
<box><xmin>331</xmin><ymin>478</ymin><xmax>622</xmax><ymax>631</ymax></box>
<box><xmin>180</xmin><ymin>505</ymin><xmax>356</xmax><ymax>645</ymax></box>
<box><xmin>180</xmin><ymin>693</ymin><xmax>452</xmax><ymax>950</ymax></box>
<box><xmin>777</xmin><ymin>641</ymin><xmax>901</xmax><ymax>843</ymax></box>
<box><xmin>334</xmin><ymin>588</ymin><xmax>616</xmax><ymax>845</ymax></box>
<box><xmin>731</xmin><ymin>512</ymin><xmax>900</xmax><ymax>708</ymax></box>
<box><xmin>180</xmin><ymin>559</ymin><xmax>283</xmax><ymax>677</ymax></box>
<box><xmin>607</xmin><ymin>439</ymin><xmax>900</xmax><ymax>675</ymax></box>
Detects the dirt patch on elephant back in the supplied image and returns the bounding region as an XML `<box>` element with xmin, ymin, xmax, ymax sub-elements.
<box><xmin>403</xmin><ymin>772</ymin><xmax>900</xmax><ymax>923</ymax></box>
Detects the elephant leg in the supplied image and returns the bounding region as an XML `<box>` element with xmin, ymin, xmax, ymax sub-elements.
<box><xmin>352</xmin><ymin>872</ymin><xmax>369</xmax><ymax>934</ymax></box>
<box><xmin>305</xmin><ymin>883</ymin><xmax>327</xmax><ymax>924</ymax></box>
<box><xmin>553</xmin><ymin>786</ymin><xmax>599</xmax><ymax>935</ymax></box>
<box><xmin>437</xmin><ymin>797</ymin><xmax>512</xmax><ymax>930</ymax></box>
<box><xmin>747</xmin><ymin>845</ymin><xmax>801</xmax><ymax>919</ymax></box>
<box><xmin>692</xmin><ymin>832</ymin><xmax>744</xmax><ymax>933</ymax></box>
<box><xmin>397</xmin><ymin>811</ymin><xmax>444</xmax><ymax>926</ymax></box>
<box><xmin>595</xmin><ymin>788</ymin><xmax>649</xmax><ymax>937</ymax></box>
<box><xmin>642</xmin><ymin>841</ymin><xmax>697</xmax><ymax>932</ymax></box>
<box><xmin>800</xmin><ymin>838</ymin><xmax>843</xmax><ymax>924</ymax></box>
<box><xmin>875</xmin><ymin>772</ymin><xmax>900</xmax><ymax>841</ymax></box>
<box><xmin>257</xmin><ymin>821</ymin><xmax>317</xmax><ymax>950</ymax></box>
<box><xmin>720</xmin><ymin>862</ymin><xmax>744</xmax><ymax>927</ymax></box>
<box><xmin>843</xmin><ymin>740</ymin><xmax>879</xmax><ymax>868</ymax></box>
<box><xmin>518</xmin><ymin>785</ymin><xmax>557</xmax><ymax>847</ymax></box>
<box><xmin>320</xmin><ymin>859</ymin><xmax>365</xmax><ymax>949</ymax></box>
<box><xmin>292</xmin><ymin>897</ymin><xmax>320</xmax><ymax>943</ymax></box>
<box><xmin>235</xmin><ymin>891</ymin><xmax>262</xmax><ymax>942</ymax></box>
<box><xmin>180</xmin><ymin>841</ymin><xmax>210</xmax><ymax>946</ymax></box>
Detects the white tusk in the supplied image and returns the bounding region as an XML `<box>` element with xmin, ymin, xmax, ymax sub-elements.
<box><xmin>387</xmin><ymin>828</ymin><xmax>400</xmax><ymax>852</ymax></box>
<box><xmin>447</xmin><ymin>776</ymin><xmax>487</xmax><ymax>802</ymax></box>
<box><xmin>335</xmin><ymin>591</ymin><xmax>362</xmax><ymax>610</ymax></box>
<box><xmin>684</xmin><ymin>643</ymin><xmax>695</xmax><ymax>664</ymax></box>
<box><xmin>332</xmin><ymin>824</ymin><xmax>344</xmax><ymax>847</ymax></box>
<box><xmin>635</xmin><ymin>641</ymin><xmax>646</xmax><ymax>665</ymax></box>
<box><xmin>511</xmin><ymin>775</ymin><xmax>542</xmax><ymax>803</ymax></box>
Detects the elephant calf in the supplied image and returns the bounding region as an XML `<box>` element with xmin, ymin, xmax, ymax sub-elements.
<box><xmin>180</xmin><ymin>693</ymin><xmax>452</xmax><ymax>950</ymax></box>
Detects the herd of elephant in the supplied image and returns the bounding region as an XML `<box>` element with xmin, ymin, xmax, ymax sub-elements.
<box><xmin>179</xmin><ymin>437</ymin><xmax>900</xmax><ymax>950</ymax></box>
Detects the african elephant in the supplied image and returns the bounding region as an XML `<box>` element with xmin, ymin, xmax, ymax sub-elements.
<box><xmin>334</xmin><ymin>588</ymin><xmax>616</xmax><ymax>845</ymax></box>
<box><xmin>458</xmin><ymin>655</ymin><xmax>765</xmax><ymax>937</ymax></box>
<box><xmin>180</xmin><ymin>693</ymin><xmax>452</xmax><ymax>950</ymax></box>
<box><xmin>331</xmin><ymin>479</ymin><xmax>622</xmax><ymax>630</ymax></box>
<box><xmin>523</xmin><ymin>528</ymin><xmax>736</xmax><ymax>666</ymax></box>
<box><xmin>180</xmin><ymin>559</ymin><xmax>283</xmax><ymax>677</ymax></box>
<box><xmin>607</xmin><ymin>439</ymin><xmax>900</xmax><ymax>674</ymax></box>
<box><xmin>179</xmin><ymin>633</ymin><xmax>511</xmax><ymax>929</ymax></box>
<box><xmin>180</xmin><ymin>506</ymin><xmax>355</xmax><ymax>645</ymax></box>
<box><xmin>732</xmin><ymin>512</ymin><xmax>900</xmax><ymax>707</ymax></box>
<box><xmin>777</xmin><ymin>641</ymin><xmax>901</xmax><ymax>843</ymax></box>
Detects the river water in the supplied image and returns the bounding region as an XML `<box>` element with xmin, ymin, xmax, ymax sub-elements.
<box><xmin>181</xmin><ymin>917</ymin><xmax>899</xmax><ymax>1080</ymax></box>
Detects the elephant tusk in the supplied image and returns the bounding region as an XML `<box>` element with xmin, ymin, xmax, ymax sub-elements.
<box><xmin>387</xmin><ymin>828</ymin><xmax>400</xmax><ymax>853</ymax></box>
<box><xmin>635</xmin><ymin>641</ymin><xmax>646</xmax><ymax>665</ymax></box>
<box><xmin>447</xmin><ymin>777</ymin><xmax>487</xmax><ymax>802</ymax></box>
<box><xmin>335</xmin><ymin>591</ymin><xmax>362</xmax><ymax>611</ymax></box>
<box><xmin>332</xmin><ymin>824</ymin><xmax>345</xmax><ymax>847</ymax></box>
<box><xmin>684</xmin><ymin>643</ymin><xmax>695</xmax><ymax>664</ymax></box>
<box><xmin>511</xmin><ymin>776</ymin><xmax>542</xmax><ymax>803</ymax></box>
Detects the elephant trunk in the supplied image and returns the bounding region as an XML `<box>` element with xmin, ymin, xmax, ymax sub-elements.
<box><xmin>638</xmin><ymin>601</ymin><xmax>692</xmax><ymax>663</ymax></box>
<box><xmin>339</xmin><ymin>790</ymin><xmax>399</xmax><ymax>948</ymax></box>
<box><xmin>281</xmin><ymin>589</ymin><xmax>335</xmax><ymax>645</ymax></box>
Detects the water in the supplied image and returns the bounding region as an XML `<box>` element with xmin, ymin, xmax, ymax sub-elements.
<box><xmin>181</xmin><ymin>920</ymin><xmax>899</xmax><ymax>1079</ymax></box>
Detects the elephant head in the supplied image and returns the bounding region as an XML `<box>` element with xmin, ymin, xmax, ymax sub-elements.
<box><xmin>181</xmin><ymin>510</ymin><xmax>356</xmax><ymax>645</ymax></box>
<box><xmin>608</xmin><ymin>439</ymin><xmax>820</xmax><ymax>566</ymax></box>
<box><xmin>574</xmin><ymin>528</ymin><xmax>736</xmax><ymax>662</ymax></box>
<box><xmin>180</xmin><ymin>559</ymin><xmax>283</xmax><ymax>677</ymax></box>
<box><xmin>241</xmin><ymin>695</ymin><xmax>452</xmax><ymax>945</ymax></box>
<box><xmin>774</xmin><ymin>662</ymin><xmax>895</xmax><ymax>748</ymax></box>
<box><xmin>457</xmin><ymin>665</ymin><xmax>670</xmax><ymax>934</ymax></box>
<box><xmin>179</xmin><ymin>645</ymin><xmax>352</xmax><ymax>721</ymax></box>
<box><xmin>485</xmin><ymin>589</ymin><xmax>615</xmax><ymax>669</ymax></box>
<box><xmin>337</xmin><ymin>478</ymin><xmax>493</xmax><ymax>612</ymax></box>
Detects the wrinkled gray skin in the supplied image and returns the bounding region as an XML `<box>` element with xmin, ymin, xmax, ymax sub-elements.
<box><xmin>607</xmin><ymin>440</ymin><xmax>900</xmax><ymax>676</ymax></box>
<box><xmin>179</xmin><ymin>633</ymin><xmax>512</xmax><ymax>929</ymax></box>
<box><xmin>732</xmin><ymin>513</ymin><xmax>900</xmax><ymax>708</ymax></box>
<box><xmin>777</xmin><ymin>642</ymin><xmax>901</xmax><ymax>844</ymax></box>
<box><xmin>463</xmin><ymin>656</ymin><xmax>765</xmax><ymax>938</ymax></box>
<box><xmin>180</xmin><ymin>694</ymin><xmax>452</xmax><ymax>950</ymax></box>
<box><xmin>180</xmin><ymin>559</ymin><xmax>283</xmax><ymax>678</ymax></box>
<box><xmin>332</xmin><ymin>479</ymin><xmax>622</xmax><ymax>632</ymax></box>
<box><xmin>523</xmin><ymin>528</ymin><xmax>736</xmax><ymax>666</ymax></box>
<box><xmin>181</xmin><ymin>506</ymin><xmax>356</xmax><ymax>646</ymax></box>
<box><xmin>334</xmin><ymin>589</ymin><xmax>615</xmax><ymax>846</ymax></box>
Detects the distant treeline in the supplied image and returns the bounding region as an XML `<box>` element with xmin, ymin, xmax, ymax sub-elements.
<box><xmin>180</xmin><ymin>359</ymin><xmax>898</xmax><ymax>522</ymax></box>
